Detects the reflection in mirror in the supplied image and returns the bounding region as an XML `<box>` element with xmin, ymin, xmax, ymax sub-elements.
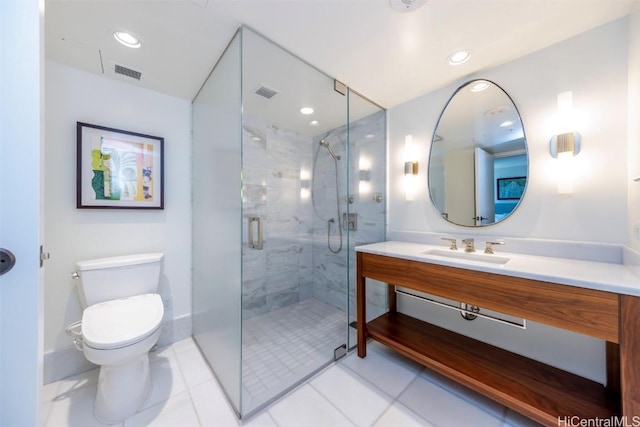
<box><xmin>428</xmin><ymin>79</ymin><xmax>527</xmax><ymax>227</ymax></box>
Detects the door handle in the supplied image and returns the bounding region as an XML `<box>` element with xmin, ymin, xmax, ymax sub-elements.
<box><xmin>247</xmin><ymin>217</ymin><xmax>263</xmax><ymax>250</ymax></box>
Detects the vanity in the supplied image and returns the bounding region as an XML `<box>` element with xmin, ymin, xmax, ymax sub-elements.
<box><xmin>356</xmin><ymin>241</ymin><xmax>640</xmax><ymax>426</ymax></box>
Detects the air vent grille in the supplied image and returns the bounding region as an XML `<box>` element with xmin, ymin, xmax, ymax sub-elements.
<box><xmin>254</xmin><ymin>85</ymin><xmax>278</xmax><ymax>99</ymax></box>
<box><xmin>114</xmin><ymin>64</ymin><xmax>142</xmax><ymax>80</ymax></box>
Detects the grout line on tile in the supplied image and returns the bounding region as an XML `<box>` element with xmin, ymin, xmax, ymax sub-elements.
<box><xmin>366</xmin><ymin>398</ymin><xmax>396</xmax><ymax>427</ymax></box>
<box><xmin>241</xmin><ymin>408</ymin><xmax>278</xmax><ymax>427</ymax></box>
<box><xmin>186</xmin><ymin>387</ymin><xmax>207</xmax><ymax>427</ymax></box>
<box><xmin>374</xmin><ymin>400</ymin><xmax>434</xmax><ymax>427</ymax></box>
<box><xmin>307</xmin><ymin>374</ymin><xmax>366</xmax><ymax>427</ymax></box>
<box><xmin>140</xmin><ymin>389</ymin><xmax>196</xmax><ymax>425</ymax></box>
<box><xmin>418</xmin><ymin>368</ymin><xmax>507</xmax><ymax>423</ymax></box>
<box><xmin>339</xmin><ymin>355</ymin><xmax>411</xmax><ymax>401</ymax></box>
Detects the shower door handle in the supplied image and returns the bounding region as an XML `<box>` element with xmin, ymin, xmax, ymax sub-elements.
<box><xmin>248</xmin><ymin>216</ymin><xmax>263</xmax><ymax>250</ymax></box>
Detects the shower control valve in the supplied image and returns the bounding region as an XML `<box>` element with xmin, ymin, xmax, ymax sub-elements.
<box><xmin>342</xmin><ymin>213</ymin><xmax>357</xmax><ymax>231</ymax></box>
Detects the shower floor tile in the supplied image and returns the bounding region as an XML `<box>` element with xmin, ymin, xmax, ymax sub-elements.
<box><xmin>242</xmin><ymin>298</ymin><xmax>348</xmax><ymax>413</ymax></box>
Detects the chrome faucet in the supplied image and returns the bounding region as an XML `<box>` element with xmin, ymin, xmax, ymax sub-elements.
<box><xmin>484</xmin><ymin>241</ymin><xmax>506</xmax><ymax>254</ymax></box>
<box><xmin>462</xmin><ymin>238</ymin><xmax>475</xmax><ymax>253</ymax></box>
<box><xmin>441</xmin><ymin>237</ymin><xmax>457</xmax><ymax>250</ymax></box>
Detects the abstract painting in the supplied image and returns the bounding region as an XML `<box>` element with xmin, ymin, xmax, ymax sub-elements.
<box><xmin>77</xmin><ymin>122</ymin><xmax>164</xmax><ymax>209</ymax></box>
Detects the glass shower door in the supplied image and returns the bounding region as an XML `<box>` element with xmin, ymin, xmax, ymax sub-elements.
<box><xmin>345</xmin><ymin>90</ymin><xmax>387</xmax><ymax>349</ymax></box>
<box><xmin>240</xmin><ymin>29</ymin><xmax>350</xmax><ymax>416</ymax></box>
<box><xmin>193</xmin><ymin>27</ymin><xmax>386</xmax><ymax>420</ymax></box>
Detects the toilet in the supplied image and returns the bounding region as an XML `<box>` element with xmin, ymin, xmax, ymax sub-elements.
<box><xmin>67</xmin><ymin>253</ymin><xmax>164</xmax><ymax>424</ymax></box>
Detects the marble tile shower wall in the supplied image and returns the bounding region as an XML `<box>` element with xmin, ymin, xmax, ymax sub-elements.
<box><xmin>312</xmin><ymin>110</ymin><xmax>387</xmax><ymax>320</ymax></box>
<box><xmin>241</xmin><ymin>110</ymin><xmax>386</xmax><ymax>321</ymax></box>
<box><xmin>242</xmin><ymin>122</ymin><xmax>314</xmax><ymax>319</ymax></box>
<box><xmin>310</xmin><ymin>129</ymin><xmax>347</xmax><ymax>312</ymax></box>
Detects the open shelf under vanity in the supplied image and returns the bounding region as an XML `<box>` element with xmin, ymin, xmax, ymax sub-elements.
<box><xmin>368</xmin><ymin>311</ymin><xmax>618</xmax><ymax>424</ymax></box>
<box><xmin>356</xmin><ymin>250</ymin><xmax>640</xmax><ymax>426</ymax></box>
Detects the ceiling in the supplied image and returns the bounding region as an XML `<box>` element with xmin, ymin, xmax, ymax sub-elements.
<box><xmin>45</xmin><ymin>0</ymin><xmax>635</xmax><ymax>109</ymax></box>
<box><xmin>435</xmin><ymin>79</ymin><xmax>526</xmax><ymax>153</ymax></box>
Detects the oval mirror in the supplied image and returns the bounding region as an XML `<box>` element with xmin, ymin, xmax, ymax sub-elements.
<box><xmin>428</xmin><ymin>79</ymin><xmax>528</xmax><ymax>227</ymax></box>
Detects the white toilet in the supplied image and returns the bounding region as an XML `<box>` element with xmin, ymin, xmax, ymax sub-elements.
<box><xmin>67</xmin><ymin>253</ymin><xmax>165</xmax><ymax>424</ymax></box>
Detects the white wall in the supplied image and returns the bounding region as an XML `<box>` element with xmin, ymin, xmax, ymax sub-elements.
<box><xmin>387</xmin><ymin>18</ymin><xmax>629</xmax><ymax>383</ymax></box>
<box><xmin>389</xmin><ymin>18</ymin><xmax>628</xmax><ymax>243</ymax></box>
<box><xmin>44</xmin><ymin>61</ymin><xmax>192</xmax><ymax>355</ymax></box>
<box><xmin>628</xmin><ymin>3</ymin><xmax>640</xmax><ymax>249</ymax></box>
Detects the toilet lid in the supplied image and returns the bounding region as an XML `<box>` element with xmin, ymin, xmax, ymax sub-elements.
<box><xmin>82</xmin><ymin>293</ymin><xmax>164</xmax><ymax>350</ymax></box>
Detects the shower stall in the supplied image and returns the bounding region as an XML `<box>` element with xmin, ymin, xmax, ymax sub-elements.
<box><xmin>191</xmin><ymin>27</ymin><xmax>386</xmax><ymax>418</ymax></box>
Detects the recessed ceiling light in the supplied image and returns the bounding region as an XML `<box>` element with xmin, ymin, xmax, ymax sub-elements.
<box><xmin>390</xmin><ymin>0</ymin><xmax>427</xmax><ymax>12</ymax></box>
<box><xmin>498</xmin><ymin>120</ymin><xmax>514</xmax><ymax>127</ymax></box>
<box><xmin>113</xmin><ymin>31</ymin><xmax>141</xmax><ymax>48</ymax></box>
<box><xmin>448</xmin><ymin>50</ymin><xmax>470</xmax><ymax>66</ymax></box>
<box><xmin>470</xmin><ymin>81</ymin><xmax>490</xmax><ymax>92</ymax></box>
<box><xmin>365</xmin><ymin>134</ymin><xmax>375</xmax><ymax>139</ymax></box>
<box><xmin>309</xmin><ymin>120</ymin><xmax>319</xmax><ymax>126</ymax></box>
<box><xmin>300</xmin><ymin>107</ymin><xmax>314</xmax><ymax>115</ymax></box>
<box><xmin>251</xmin><ymin>136</ymin><xmax>262</xmax><ymax>141</ymax></box>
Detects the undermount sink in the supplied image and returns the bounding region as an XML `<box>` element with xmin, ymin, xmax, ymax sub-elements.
<box><xmin>420</xmin><ymin>249</ymin><xmax>510</xmax><ymax>265</ymax></box>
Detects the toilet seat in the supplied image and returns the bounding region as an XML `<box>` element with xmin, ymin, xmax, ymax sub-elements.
<box><xmin>82</xmin><ymin>293</ymin><xmax>164</xmax><ymax>350</ymax></box>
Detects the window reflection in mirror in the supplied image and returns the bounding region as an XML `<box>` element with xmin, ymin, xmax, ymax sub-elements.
<box><xmin>428</xmin><ymin>80</ymin><xmax>527</xmax><ymax>227</ymax></box>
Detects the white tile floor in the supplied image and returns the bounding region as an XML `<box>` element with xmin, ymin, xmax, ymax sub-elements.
<box><xmin>242</xmin><ymin>299</ymin><xmax>346</xmax><ymax>413</ymax></box>
<box><xmin>42</xmin><ymin>337</ymin><xmax>543</xmax><ymax>427</ymax></box>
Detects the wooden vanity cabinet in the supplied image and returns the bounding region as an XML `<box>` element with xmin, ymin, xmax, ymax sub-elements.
<box><xmin>357</xmin><ymin>252</ymin><xmax>640</xmax><ymax>426</ymax></box>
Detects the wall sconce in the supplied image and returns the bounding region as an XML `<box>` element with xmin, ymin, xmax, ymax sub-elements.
<box><xmin>404</xmin><ymin>161</ymin><xmax>418</xmax><ymax>175</ymax></box>
<box><xmin>550</xmin><ymin>92</ymin><xmax>581</xmax><ymax>195</ymax></box>
<box><xmin>404</xmin><ymin>135</ymin><xmax>419</xmax><ymax>201</ymax></box>
<box><xmin>300</xmin><ymin>169</ymin><xmax>310</xmax><ymax>200</ymax></box>
<box><xmin>358</xmin><ymin>157</ymin><xmax>371</xmax><ymax>194</ymax></box>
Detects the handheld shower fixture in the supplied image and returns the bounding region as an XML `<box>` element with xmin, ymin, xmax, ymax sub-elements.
<box><xmin>319</xmin><ymin>139</ymin><xmax>341</xmax><ymax>161</ymax></box>
<box><xmin>314</xmin><ymin>138</ymin><xmax>343</xmax><ymax>253</ymax></box>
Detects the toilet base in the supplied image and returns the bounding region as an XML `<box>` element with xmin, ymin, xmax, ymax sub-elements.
<box><xmin>94</xmin><ymin>353</ymin><xmax>151</xmax><ymax>424</ymax></box>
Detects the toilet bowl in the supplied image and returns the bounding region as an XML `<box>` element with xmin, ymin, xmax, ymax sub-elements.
<box><xmin>67</xmin><ymin>253</ymin><xmax>164</xmax><ymax>424</ymax></box>
<box><xmin>82</xmin><ymin>293</ymin><xmax>163</xmax><ymax>423</ymax></box>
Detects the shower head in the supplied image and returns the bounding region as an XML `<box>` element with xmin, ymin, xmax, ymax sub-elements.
<box><xmin>319</xmin><ymin>139</ymin><xmax>341</xmax><ymax>161</ymax></box>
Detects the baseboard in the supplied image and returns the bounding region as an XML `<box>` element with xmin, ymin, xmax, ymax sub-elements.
<box><xmin>43</xmin><ymin>344</ymin><xmax>97</xmax><ymax>385</ymax></box>
<box><xmin>156</xmin><ymin>313</ymin><xmax>192</xmax><ymax>347</ymax></box>
<box><xmin>44</xmin><ymin>313</ymin><xmax>192</xmax><ymax>385</ymax></box>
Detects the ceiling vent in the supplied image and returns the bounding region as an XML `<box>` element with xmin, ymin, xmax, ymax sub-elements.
<box><xmin>114</xmin><ymin>64</ymin><xmax>142</xmax><ymax>80</ymax></box>
<box><xmin>254</xmin><ymin>85</ymin><xmax>278</xmax><ymax>99</ymax></box>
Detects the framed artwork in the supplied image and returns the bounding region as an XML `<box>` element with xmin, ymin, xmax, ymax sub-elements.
<box><xmin>77</xmin><ymin>122</ymin><xmax>164</xmax><ymax>209</ymax></box>
<box><xmin>497</xmin><ymin>176</ymin><xmax>526</xmax><ymax>200</ymax></box>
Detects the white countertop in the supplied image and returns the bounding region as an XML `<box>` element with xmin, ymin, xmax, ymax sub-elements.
<box><xmin>356</xmin><ymin>241</ymin><xmax>640</xmax><ymax>297</ymax></box>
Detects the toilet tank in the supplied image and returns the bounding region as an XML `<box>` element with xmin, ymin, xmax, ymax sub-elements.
<box><xmin>76</xmin><ymin>253</ymin><xmax>164</xmax><ymax>307</ymax></box>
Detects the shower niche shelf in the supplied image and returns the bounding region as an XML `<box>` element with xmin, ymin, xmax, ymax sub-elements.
<box><xmin>355</xmin><ymin>251</ymin><xmax>638</xmax><ymax>426</ymax></box>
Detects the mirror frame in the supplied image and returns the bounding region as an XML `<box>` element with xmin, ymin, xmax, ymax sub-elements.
<box><xmin>428</xmin><ymin>79</ymin><xmax>529</xmax><ymax>227</ymax></box>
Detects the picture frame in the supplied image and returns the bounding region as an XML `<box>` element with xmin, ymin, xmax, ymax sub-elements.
<box><xmin>497</xmin><ymin>176</ymin><xmax>526</xmax><ymax>200</ymax></box>
<box><xmin>77</xmin><ymin>122</ymin><xmax>164</xmax><ymax>209</ymax></box>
